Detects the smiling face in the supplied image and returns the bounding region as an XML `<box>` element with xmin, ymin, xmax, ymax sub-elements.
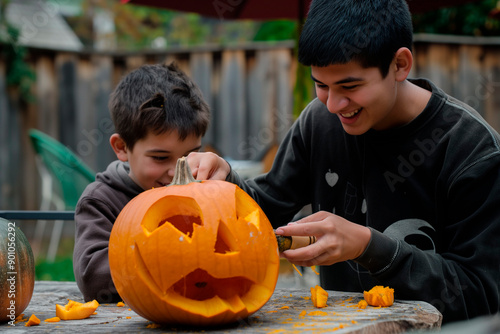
<box><xmin>312</xmin><ymin>61</ymin><xmax>401</xmax><ymax>135</ymax></box>
<box><xmin>112</xmin><ymin>130</ymin><xmax>201</xmax><ymax>190</ymax></box>
<box><xmin>311</xmin><ymin>49</ymin><xmax>421</xmax><ymax>135</ymax></box>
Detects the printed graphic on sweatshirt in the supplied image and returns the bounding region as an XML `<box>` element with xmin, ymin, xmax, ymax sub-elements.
<box><xmin>325</xmin><ymin>169</ymin><xmax>339</xmax><ymax>187</ymax></box>
<box><xmin>383</xmin><ymin>219</ymin><xmax>436</xmax><ymax>253</ymax></box>
<box><xmin>325</xmin><ymin>169</ymin><xmax>367</xmax><ymax>216</ymax></box>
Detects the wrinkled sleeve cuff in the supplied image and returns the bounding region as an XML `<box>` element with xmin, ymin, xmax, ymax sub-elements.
<box><xmin>354</xmin><ymin>227</ymin><xmax>400</xmax><ymax>275</ymax></box>
<box><xmin>225</xmin><ymin>162</ymin><xmax>243</xmax><ymax>186</ymax></box>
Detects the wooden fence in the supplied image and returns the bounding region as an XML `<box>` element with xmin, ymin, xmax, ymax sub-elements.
<box><xmin>1</xmin><ymin>35</ymin><xmax>500</xmax><ymax>213</ymax></box>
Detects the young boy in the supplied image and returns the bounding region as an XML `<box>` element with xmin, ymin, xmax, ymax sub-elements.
<box><xmin>188</xmin><ymin>0</ymin><xmax>500</xmax><ymax>323</ymax></box>
<box><xmin>73</xmin><ymin>63</ymin><xmax>210</xmax><ymax>303</ymax></box>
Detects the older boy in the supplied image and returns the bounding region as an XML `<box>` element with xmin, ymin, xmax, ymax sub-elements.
<box><xmin>189</xmin><ymin>0</ymin><xmax>500</xmax><ymax>323</ymax></box>
<box><xmin>73</xmin><ymin>63</ymin><xmax>211</xmax><ymax>302</ymax></box>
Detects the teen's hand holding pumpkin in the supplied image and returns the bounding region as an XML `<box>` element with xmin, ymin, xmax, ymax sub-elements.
<box><xmin>275</xmin><ymin>211</ymin><xmax>372</xmax><ymax>267</ymax></box>
<box><xmin>186</xmin><ymin>152</ymin><xmax>230</xmax><ymax>181</ymax></box>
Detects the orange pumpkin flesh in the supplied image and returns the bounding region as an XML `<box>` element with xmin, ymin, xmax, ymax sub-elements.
<box><xmin>55</xmin><ymin>299</ymin><xmax>99</xmax><ymax>320</ymax></box>
<box><xmin>0</xmin><ymin>218</ymin><xmax>35</xmax><ymax>323</ymax></box>
<box><xmin>109</xmin><ymin>157</ymin><xmax>280</xmax><ymax>326</ymax></box>
<box><xmin>25</xmin><ymin>314</ymin><xmax>40</xmax><ymax>326</ymax></box>
<box><xmin>310</xmin><ymin>285</ymin><xmax>328</xmax><ymax>308</ymax></box>
<box><xmin>363</xmin><ymin>286</ymin><xmax>394</xmax><ymax>307</ymax></box>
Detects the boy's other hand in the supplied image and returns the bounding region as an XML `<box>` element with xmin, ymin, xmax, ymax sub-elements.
<box><xmin>187</xmin><ymin>152</ymin><xmax>231</xmax><ymax>181</ymax></box>
<box><xmin>275</xmin><ymin>211</ymin><xmax>372</xmax><ymax>267</ymax></box>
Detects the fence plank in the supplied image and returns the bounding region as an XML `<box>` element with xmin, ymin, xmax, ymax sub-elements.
<box><xmin>246</xmin><ymin>50</ymin><xmax>275</xmax><ymax>160</ymax></box>
<box><xmin>55</xmin><ymin>53</ymin><xmax>78</xmax><ymax>149</ymax></box>
<box><xmin>484</xmin><ymin>48</ymin><xmax>500</xmax><ymax>131</ymax></box>
<box><xmin>92</xmin><ymin>55</ymin><xmax>115</xmax><ymax>172</ymax></box>
<box><xmin>217</xmin><ymin>50</ymin><xmax>246</xmax><ymax>159</ymax></box>
<box><xmin>190</xmin><ymin>52</ymin><xmax>215</xmax><ymax>148</ymax></box>
<box><xmin>0</xmin><ymin>61</ymin><xmax>10</xmax><ymax>209</ymax></box>
<box><xmin>0</xmin><ymin>63</ymin><xmax>23</xmax><ymax>210</ymax></box>
<box><xmin>274</xmin><ymin>48</ymin><xmax>294</xmax><ymax>144</ymax></box>
<box><xmin>35</xmin><ymin>55</ymin><xmax>58</xmax><ymax>134</ymax></box>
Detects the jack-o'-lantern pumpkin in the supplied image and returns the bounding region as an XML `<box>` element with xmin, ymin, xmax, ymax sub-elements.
<box><xmin>109</xmin><ymin>157</ymin><xmax>279</xmax><ymax>326</ymax></box>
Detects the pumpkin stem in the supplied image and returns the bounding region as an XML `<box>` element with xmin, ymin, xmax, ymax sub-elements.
<box><xmin>169</xmin><ymin>157</ymin><xmax>199</xmax><ymax>186</ymax></box>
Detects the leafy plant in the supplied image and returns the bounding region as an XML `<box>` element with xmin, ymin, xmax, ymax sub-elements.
<box><xmin>412</xmin><ymin>0</ymin><xmax>500</xmax><ymax>36</ymax></box>
<box><xmin>0</xmin><ymin>0</ymin><xmax>37</xmax><ymax>105</ymax></box>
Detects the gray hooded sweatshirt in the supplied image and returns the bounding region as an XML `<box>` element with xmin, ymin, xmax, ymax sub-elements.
<box><xmin>73</xmin><ymin>160</ymin><xmax>143</xmax><ymax>303</ymax></box>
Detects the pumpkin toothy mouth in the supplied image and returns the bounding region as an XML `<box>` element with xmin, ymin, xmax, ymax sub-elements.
<box><xmin>170</xmin><ymin>268</ymin><xmax>253</xmax><ymax>301</ymax></box>
<box><xmin>133</xmin><ymin>245</ymin><xmax>258</xmax><ymax>314</ymax></box>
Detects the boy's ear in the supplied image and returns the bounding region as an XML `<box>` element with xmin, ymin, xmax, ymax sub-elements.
<box><xmin>110</xmin><ymin>133</ymin><xmax>129</xmax><ymax>162</ymax></box>
<box><xmin>393</xmin><ymin>47</ymin><xmax>413</xmax><ymax>82</ymax></box>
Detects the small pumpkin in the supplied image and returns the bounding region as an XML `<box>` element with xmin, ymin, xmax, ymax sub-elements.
<box><xmin>109</xmin><ymin>157</ymin><xmax>280</xmax><ymax>326</ymax></box>
<box><xmin>0</xmin><ymin>218</ymin><xmax>35</xmax><ymax>323</ymax></box>
<box><xmin>310</xmin><ymin>285</ymin><xmax>328</xmax><ymax>308</ymax></box>
<box><xmin>363</xmin><ymin>285</ymin><xmax>394</xmax><ymax>307</ymax></box>
<box><xmin>55</xmin><ymin>299</ymin><xmax>99</xmax><ymax>320</ymax></box>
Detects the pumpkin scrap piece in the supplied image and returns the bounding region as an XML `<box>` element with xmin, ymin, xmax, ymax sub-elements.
<box><xmin>292</xmin><ymin>263</ymin><xmax>303</xmax><ymax>276</ymax></box>
<box><xmin>310</xmin><ymin>285</ymin><xmax>328</xmax><ymax>308</ymax></box>
<box><xmin>14</xmin><ymin>314</ymin><xmax>26</xmax><ymax>323</ymax></box>
<box><xmin>363</xmin><ymin>285</ymin><xmax>394</xmax><ymax>307</ymax></box>
<box><xmin>310</xmin><ymin>266</ymin><xmax>320</xmax><ymax>275</ymax></box>
<box><xmin>308</xmin><ymin>310</ymin><xmax>328</xmax><ymax>316</ymax></box>
<box><xmin>56</xmin><ymin>299</ymin><xmax>99</xmax><ymax>320</ymax></box>
<box><xmin>357</xmin><ymin>300</ymin><xmax>368</xmax><ymax>309</ymax></box>
<box><xmin>44</xmin><ymin>316</ymin><xmax>61</xmax><ymax>322</ymax></box>
<box><xmin>117</xmin><ymin>301</ymin><xmax>125</xmax><ymax>307</ymax></box>
<box><xmin>25</xmin><ymin>314</ymin><xmax>40</xmax><ymax>326</ymax></box>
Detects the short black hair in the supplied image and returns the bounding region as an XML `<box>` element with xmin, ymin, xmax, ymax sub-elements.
<box><xmin>299</xmin><ymin>0</ymin><xmax>413</xmax><ymax>77</ymax></box>
<box><xmin>109</xmin><ymin>62</ymin><xmax>210</xmax><ymax>150</ymax></box>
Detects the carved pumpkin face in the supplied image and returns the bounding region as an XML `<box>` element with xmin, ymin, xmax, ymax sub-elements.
<box><xmin>109</xmin><ymin>162</ymin><xmax>279</xmax><ymax>326</ymax></box>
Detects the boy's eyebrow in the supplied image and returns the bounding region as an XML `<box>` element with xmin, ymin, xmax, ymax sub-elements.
<box><xmin>147</xmin><ymin>145</ymin><xmax>202</xmax><ymax>154</ymax></box>
<box><xmin>310</xmin><ymin>74</ymin><xmax>363</xmax><ymax>85</ymax></box>
<box><xmin>187</xmin><ymin>146</ymin><xmax>202</xmax><ymax>153</ymax></box>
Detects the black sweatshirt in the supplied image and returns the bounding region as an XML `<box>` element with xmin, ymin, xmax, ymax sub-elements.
<box><xmin>228</xmin><ymin>79</ymin><xmax>500</xmax><ymax>323</ymax></box>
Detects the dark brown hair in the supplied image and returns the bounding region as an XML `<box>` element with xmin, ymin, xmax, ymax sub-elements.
<box><xmin>108</xmin><ymin>62</ymin><xmax>210</xmax><ymax>150</ymax></box>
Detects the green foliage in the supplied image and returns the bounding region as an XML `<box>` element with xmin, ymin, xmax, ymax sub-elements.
<box><xmin>293</xmin><ymin>63</ymin><xmax>315</xmax><ymax>118</ymax></box>
<box><xmin>254</xmin><ymin>20</ymin><xmax>296</xmax><ymax>41</ymax></box>
<box><xmin>35</xmin><ymin>257</ymin><xmax>75</xmax><ymax>281</ymax></box>
<box><xmin>412</xmin><ymin>0</ymin><xmax>500</xmax><ymax>36</ymax></box>
<box><xmin>34</xmin><ymin>237</ymin><xmax>75</xmax><ymax>281</ymax></box>
<box><xmin>0</xmin><ymin>0</ymin><xmax>36</xmax><ymax>105</ymax></box>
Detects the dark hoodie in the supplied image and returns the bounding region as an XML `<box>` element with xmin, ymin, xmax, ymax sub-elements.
<box><xmin>73</xmin><ymin>160</ymin><xmax>143</xmax><ymax>302</ymax></box>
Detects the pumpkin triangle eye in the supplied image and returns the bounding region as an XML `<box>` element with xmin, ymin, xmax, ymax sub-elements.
<box><xmin>160</xmin><ymin>215</ymin><xmax>202</xmax><ymax>238</ymax></box>
<box><xmin>214</xmin><ymin>221</ymin><xmax>238</xmax><ymax>254</ymax></box>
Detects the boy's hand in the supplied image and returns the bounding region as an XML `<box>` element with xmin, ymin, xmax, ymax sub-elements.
<box><xmin>275</xmin><ymin>211</ymin><xmax>371</xmax><ymax>267</ymax></box>
<box><xmin>186</xmin><ymin>152</ymin><xmax>231</xmax><ymax>181</ymax></box>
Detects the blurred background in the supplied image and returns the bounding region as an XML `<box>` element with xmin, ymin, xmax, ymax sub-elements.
<box><xmin>1</xmin><ymin>0</ymin><xmax>500</xmax><ymax>282</ymax></box>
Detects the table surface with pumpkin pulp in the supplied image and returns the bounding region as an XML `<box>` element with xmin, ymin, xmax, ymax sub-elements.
<box><xmin>3</xmin><ymin>280</ymin><xmax>442</xmax><ymax>333</ymax></box>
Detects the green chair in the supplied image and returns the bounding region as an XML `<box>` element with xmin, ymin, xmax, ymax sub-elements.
<box><xmin>29</xmin><ymin>129</ymin><xmax>96</xmax><ymax>261</ymax></box>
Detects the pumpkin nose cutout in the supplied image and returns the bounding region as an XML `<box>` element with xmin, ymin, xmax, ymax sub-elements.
<box><xmin>214</xmin><ymin>221</ymin><xmax>238</xmax><ymax>254</ymax></box>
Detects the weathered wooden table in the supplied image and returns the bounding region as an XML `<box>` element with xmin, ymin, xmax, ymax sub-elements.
<box><xmin>3</xmin><ymin>281</ymin><xmax>442</xmax><ymax>333</ymax></box>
